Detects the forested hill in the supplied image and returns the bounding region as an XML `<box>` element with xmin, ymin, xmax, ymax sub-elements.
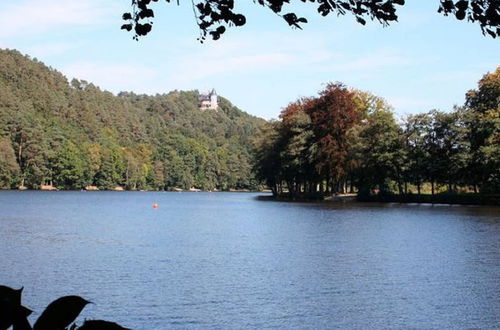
<box><xmin>0</xmin><ymin>49</ymin><xmax>266</xmax><ymax>190</ymax></box>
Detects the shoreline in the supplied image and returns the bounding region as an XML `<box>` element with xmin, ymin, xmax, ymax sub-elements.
<box><xmin>4</xmin><ymin>188</ymin><xmax>268</xmax><ymax>193</ymax></box>
<box><xmin>257</xmin><ymin>193</ymin><xmax>500</xmax><ymax>207</ymax></box>
<box><xmin>3</xmin><ymin>190</ymin><xmax>498</xmax><ymax>206</ymax></box>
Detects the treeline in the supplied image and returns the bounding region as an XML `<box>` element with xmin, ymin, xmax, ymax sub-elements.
<box><xmin>254</xmin><ymin>67</ymin><xmax>499</xmax><ymax>198</ymax></box>
<box><xmin>0</xmin><ymin>49</ymin><xmax>265</xmax><ymax>190</ymax></box>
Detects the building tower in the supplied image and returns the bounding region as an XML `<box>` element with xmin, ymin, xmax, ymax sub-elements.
<box><xmin>199</xmin><ymin>89</ymin><xmax>219</xmax><ymax>110</ymax></box>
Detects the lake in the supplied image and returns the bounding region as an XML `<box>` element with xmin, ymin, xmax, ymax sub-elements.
<box><xmin>0</xmin><ymin>191</ymin><xmax>499</xmax><ymax>329</ymax></box>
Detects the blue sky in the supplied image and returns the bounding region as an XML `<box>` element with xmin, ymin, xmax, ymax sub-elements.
<box><xmin>0</xmin><ymin>0</ymin><xmax>498</xmax><ymax>119</ymax></box>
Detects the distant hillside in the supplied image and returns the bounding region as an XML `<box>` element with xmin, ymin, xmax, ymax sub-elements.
<box><xmin>0</xmin><ymin>49</ymin><xmax>266</xmax><ymax>190</ymax></box>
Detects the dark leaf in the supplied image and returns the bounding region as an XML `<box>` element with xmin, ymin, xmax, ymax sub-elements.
<box><xmin>210</xmin><ymin>31</ymin><xmax>221</xmax><ymax>40</ymax></box>
<box><xmin>33</xmin><ymin>296</ymin><xmax>91</xmax><ymax>330</ymax></box>
<box><xmin>356</xmin><ymin>16</ymin><xmax>366</xmax><ymax>25</ymax></box>
<box><xmin>441</xmin><ymin>0</ymin><xmax>455</xmax><ymax>12</ymax></box>
<box><xmin>485</xmin><ymin>28</ymin><xmax>496</xmax><ymax>38</ymax></box>
<box><xmin>138</xmin><ymin>8</ymin><xmax>155</xmax><ymax>19</ymax></box>
<box><xmin>135</xmin><ymin>23</ymin><xmax>153</xmax><ymax>36</ymax></box>
<box><xmin>455</xmin><ymin>0</ymin><xmax>469</xmax><ymax>11</ymax></box>
<box><xmin>0</xmin><ymin>285</ymin><xmax>23</xmax><ymax>305</ymax></box>
<box><xmin>455</xmin><ymin>9</ymin><xmax>466</xmax><ymax>20</ymax></box>
<box><xmin>121</xmin><ymin>24</ymin><xmax>133</xmax><ymax>31</ymax></box>
<box><xmin>233</xmin><ymin>14</ymin><xmax>246</xmax><ymax>26</ymax></box>
<box><xmin>12</xmin><ymin>306</ymin><xmax>32</xmax><ymax>330</ymax></box>
<box><xmin>216</xmin><ymin>26</ymin><xmax>226</xmax><ymax>34</ymax></box>
<box><xmin>0</xmin><ymin>286</ymin><xmax>24</xmax><ymax>330</ymax></box>
<box><xmin>77</xmin><ymin>320</ymin><xmax>130</xmax><ymax>330</ymax></box>
<box><xmin>283</xmin><ymin>13</ymin><xmax>297</xmax><ymax>25</ymax></box>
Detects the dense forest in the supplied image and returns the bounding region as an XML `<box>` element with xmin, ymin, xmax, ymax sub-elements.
<box><xmin>254</xmin><ymin>67</ymin><xmax>499</xmax><ymax>200</ymax></box>
<box><xmin>0</xmin><ymin>48</ymin><xmax>498</xmax><ymax>200</ymax></box>
<box><xmin>0</xmin><ymin>49</ymin><xmax>265</xmax><ymax>191</ymax></box>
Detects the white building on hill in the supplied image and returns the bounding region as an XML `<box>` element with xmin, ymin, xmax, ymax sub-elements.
<box><xmin>199</xmin><ymin>89</ymin><xmax>219</xmax><ymax>110</ymax></box>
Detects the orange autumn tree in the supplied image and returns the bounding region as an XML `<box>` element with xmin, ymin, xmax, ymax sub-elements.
<box><xmin>305</xmin><ymin>83</ymin><xmax>360</xmax><ymax>194</ymax></box>
<box><xmin>254</xmin><ymin>82</ymin><xmax>361</xmax><ymax>198</ymax></box>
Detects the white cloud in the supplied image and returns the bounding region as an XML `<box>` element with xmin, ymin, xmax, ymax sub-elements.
<box><xmin>424</xmin><ymin>71</ymin><xmax>479</xmax><ymax>84</ymax></box>
<box><xmin>336</xmin><ymin>54</ymin><xmax>414</xmax><ymax>71</ymax></box>
<box><xmin>62</xmin><ymin>62</ymin><xmax>158</xmax><ymax>94</ymax></box>
<box><xmin>165</xmin><ymin>32</ymin><xmax>339</xmax><ymax>86</ymax></box>
<box><xmin>170</xmin><ymin>34</ymin><xmax>437</xmax><ymax>87</ymax></box>
<box><xmin>25</xmin><ymin>41</ymin><xmax>85</xmax><ymax>58</ymax></box>
<box><xmin>387</xmin><ymin>96</ymin><xmax>437</xmax><ymax>113</ymax></box>
<box><xmin>0</xmin><ymin>0</ymin><xmax>118</xmax><ymax>38</ymax></box>
<box><xmin>171</xmin><ymin>52</ymin><xmax>294</xmax><ymax>84</ymax></box>
<box><xmin>325</xmin><ymin>49</ymin><xmax>439</xmax><ymax>73</ymax></box>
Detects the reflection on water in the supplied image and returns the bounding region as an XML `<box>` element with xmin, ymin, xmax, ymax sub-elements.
<box><xmin>0</xmin><ymin>191</ymin><xmax>499</xmax><ymax>329</ymax></box>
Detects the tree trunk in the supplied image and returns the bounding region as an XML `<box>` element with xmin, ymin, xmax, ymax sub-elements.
<box><xmin>431</xmin><ymin>181</ymin><xmax>435</xmax><ymax>195</ymax></box>
<box><xmin>18</xmin><ymin>134</ymin><xmax>23</xmax><ymax>168</ymax></box>
<box><xmin>287</xmin><ymin>180</ymin><xmax>293</xmax><ymax>196</ymax></box>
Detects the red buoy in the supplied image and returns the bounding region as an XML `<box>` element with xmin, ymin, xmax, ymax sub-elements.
<box><xmin>152</xmin><ymin>203</ymin><xmax>158</xmax><ymax>209</ymax></box>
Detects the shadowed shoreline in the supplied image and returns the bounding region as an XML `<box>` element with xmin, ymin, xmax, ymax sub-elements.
<box><xmin>256</xmin><ymin>193</ymin><xmax>500</xmax><ymax>206</ymax></box>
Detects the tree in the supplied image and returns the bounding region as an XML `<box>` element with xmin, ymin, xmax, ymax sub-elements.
<box><xmin>464</xmin><ymin>66</ymin><xmax>500</xmax><ymax>193</ymax></box>
<box><xmin>349</xmin><ymin>91</ymin><xmax>403</xmax><ymax>195</ymax></box>
<box><xmin>253</xmin><ymin>121</ymin><xmax>284</xmax><ymax>196</ymax></box>
<box><xmin>354</xmin><ymin>104</ymin><xmax>404</xmax><ymax>195</ymax></box>
<box><xmin>306</xmin><ymin>83</ymin><xmax>359</xmax><ymax>193</ymax></box>
<box><xmin>95</xmin><ymin>147</ymin><xmax>126</xmax><ymax>189</ymax></box>
<box><xmin>404</xmin><ymin>113</ymin><xmax>432</xmax><ymax>195</ymax></box>
<box><xmin>0</xmin><ymin>136</ymin><xmax>20</xmax><ymax>188</ymax></box>
<box><xmin>253</xmin><ymin>67</ymin><xmax>498</xmax><ymax>200</ymax></box>
<box><xmin>123</xmin><ymin>0</ymin><xmax>500</xmax><ymax>41</ymax></box>
<box><xmin>254</xmin><ymin>83</ymin><xmax>362</xmax><ymax>198</ymax></box>
<box><xmin>51</xmin><ymin>141</ymin><xmax>88</xmax><ymax>189</ymax></box>
<box><xmin>10</xmin><ymin>117</ymin><xmax>50</xmax><ymax>188</ymax></box>
<box><xmin>278</xmin><ymin>99</ymin><xmax>314</xmax><ymax>196</ymax></box>
<box><xmin>0</xmin><ymin>49</ymin><xmax>264</xmax><ymax>191</ymax></box>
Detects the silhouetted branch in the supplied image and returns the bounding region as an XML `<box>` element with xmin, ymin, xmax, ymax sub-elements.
<box><xmin>122</xmin><ymin>0</ymin><xmax>500</xmax><ymax>41</ymax></box>
<box><xmin>0</xmin><ymin>286</ymin><xmax>130</xmax><ymax>330</ymax></box>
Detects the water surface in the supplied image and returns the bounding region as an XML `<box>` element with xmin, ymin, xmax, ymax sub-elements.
<box><xmin>1</xmin><ymin>191</ymin><xmax>499</xmax><ymax>329</ymax></box>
